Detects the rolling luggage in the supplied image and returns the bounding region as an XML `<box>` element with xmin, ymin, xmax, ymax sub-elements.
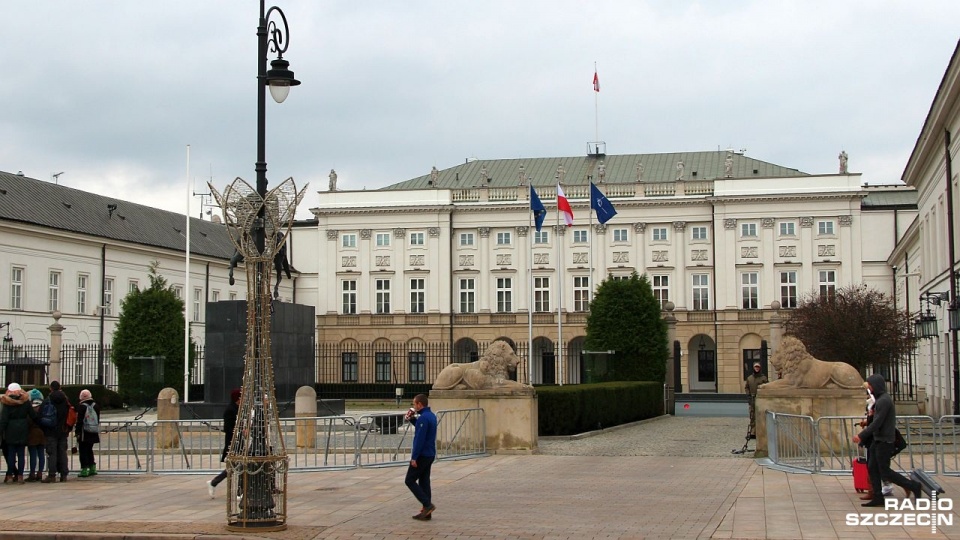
<box><xmin>853</xmin><ymin>457</ymin><xmax>870</xmax><ymax>493</ymax></box>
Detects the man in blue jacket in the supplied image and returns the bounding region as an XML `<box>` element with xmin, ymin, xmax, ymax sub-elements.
<box><xmin>405</xmin><ymin>393</ymin><xmax>437</xmax><ymax>520</ymax></box>
<box><xmin>853</xmin><ymin>373</ymin><xmax>921</xmax><ymax>507</ymax></box>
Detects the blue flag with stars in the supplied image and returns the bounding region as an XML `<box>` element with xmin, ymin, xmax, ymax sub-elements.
<box><xmin>590</xmin><ymin>182</ymin><xmax>617</xmax><ymax>224</ymax></box>
<box><xmin>530</xmin><ymin>185</ymin><xmax>547</xmax><ymax>232</ymax></box>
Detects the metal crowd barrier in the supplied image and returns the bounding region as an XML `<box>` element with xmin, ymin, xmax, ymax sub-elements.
<box><xmin>70</xmin><ymin>409</ymin><xmax>486</xmax><ymax>475</ymax></box>
<box><xmin>767</xmin><ymin>412</ymin><xmax>959</xmax><ymax>476</ymax></box>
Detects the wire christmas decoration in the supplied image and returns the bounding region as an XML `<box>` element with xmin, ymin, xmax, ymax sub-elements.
<box><xmin>209</xmin><ymin>176</ymin><xmax>306</xmax><ymax>531</ymax></box>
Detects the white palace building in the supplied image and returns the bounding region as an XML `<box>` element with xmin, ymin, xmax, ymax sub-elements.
<box><xmin>7</xmin><ymin>38</ymin><xmax>960</xmax><ymax>411</ymax></box>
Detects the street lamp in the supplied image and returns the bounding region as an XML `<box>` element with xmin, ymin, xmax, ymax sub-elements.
<box><xmin>1</xmin><ymin>323</ymin><xmax>12</xmax><ymax>364</ymax></box>
<box><xmin>915</xmin><ymin>291</ymin><xmax>949</xmax><ymax>339</ymax></box>
<box><xmin>219</xmin><ymin>1</ymin><xmax>302</xmax><ymax>532</ymax></box>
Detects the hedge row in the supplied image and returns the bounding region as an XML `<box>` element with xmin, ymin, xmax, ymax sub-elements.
<box><xmin>536</xmin><ymin>382</ymin><xmax>663</xmax><ymax>436</ymax></box>
<box><xmin>25</xmin><ymin>384</ymin><xmax>123</xmax><ymax>409</ymax></box>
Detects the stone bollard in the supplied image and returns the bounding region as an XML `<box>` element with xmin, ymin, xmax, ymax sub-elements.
<box><xmin>156</xmin><ymin>388</ymin><xmax>180</xmax><ymax>449</ymax></box>
<box><xmin>295</xmin><ymin>386</ymin><xmax>317</xmax><ymax>448</ymax></box>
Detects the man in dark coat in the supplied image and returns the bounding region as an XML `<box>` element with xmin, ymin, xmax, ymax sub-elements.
<box><xmin>206</xmin><ymin>388</ymin><xmax>241</xmax><ymax>498</ymax></box>
<box><xmin>42</xmin><ymin>380</ymin><xmax>72</xmax><ymax>482</ymax></box>
<box><xmin>853</xmin><ymin>373</ymin><xmax>921</xmax><ymax>507</ymax></box>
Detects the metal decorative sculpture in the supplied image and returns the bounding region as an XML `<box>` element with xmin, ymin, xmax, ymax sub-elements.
<box><xmin>209</xmin><ymin>176</ymin><xmax>306</xmax><ymax>531</ymax></box>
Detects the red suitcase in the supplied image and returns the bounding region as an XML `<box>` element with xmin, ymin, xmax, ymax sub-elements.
<box><xmin>853</xmin><ymin>457</ymin><xmax>870</xmax><ymax>492</ymax></box>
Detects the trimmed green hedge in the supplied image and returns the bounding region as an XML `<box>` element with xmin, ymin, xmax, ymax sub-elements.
<box><xmin>537</xmin><ymin>382</ymin><xmax>662</xmax><ymax>436</ymax></box>
<box><xmin>25</xmin><ymin>384</ymin><xmax>123</xmax><ymax>409</ymax></box>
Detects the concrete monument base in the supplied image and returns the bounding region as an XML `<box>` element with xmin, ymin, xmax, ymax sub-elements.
<box><xmin>430</xmin><ymin>387</ymin><xmax>538</xmax><ymax>454</ymax></box>
<box><xmin>755</xmin><ymin>387</ymin><xmax>864</xmax><ymax>458</ymax></box>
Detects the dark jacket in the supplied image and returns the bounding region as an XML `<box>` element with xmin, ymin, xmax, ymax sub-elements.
<box><xmin>0</xmin><ymin>392</ymin><xmax>38</xmax><ymax>445</ymax></box>
<box><xmin>221</xmin><ymin>400</ymin><xmax>239</xmax><ymax>461</ymax></box>
<box><xmin>857</xmin><ymin>374</ymin><xmax>896</xmax><ymax>444</ymax></box>
<box><xmin>47</xmin><ymin>389</ymin><xmax>71</xmax><ymax>436</ymax></box>
<box><xmin>75</xmin><ymin>399</ymin><xmax>101</xmax><ymax>444</ymax></box>
<box><xmin>26</xmin><ymin>403</ymin><xmax>45</xmax><ymax>446</ymax></box>
<box><xmin>411</xmin><ymin>406</ymin><xmax>437</xmax><ymax>461</ymax></box>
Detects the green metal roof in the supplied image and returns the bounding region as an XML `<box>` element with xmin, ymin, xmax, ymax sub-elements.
<box><xmin>860</xmin><ymin>187</ymin><xmax>918</xmax><ymax>208</ymax></box>
<box><xmin>384</xmin><ymin>151</ymin><xmax>808</xmax><ymax>190</ymax></box>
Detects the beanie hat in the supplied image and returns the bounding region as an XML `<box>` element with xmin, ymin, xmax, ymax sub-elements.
<box><xmin>28</xmin><ymin>388</ymin><xmax>43</xmax><ymax>404</ymax></box>
<box><xmin>6</xmin><ymin>382</ymin><xmax>22</xmax><ymax>394</ymax></box>
<box><xmin>79</xmin><ymin>389</ymin><xmax>93</xmax><ymax>401</ymax></box>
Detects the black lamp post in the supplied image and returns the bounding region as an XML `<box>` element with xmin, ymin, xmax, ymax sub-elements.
<box><xmin>1</xmin><ymin>323</ymin><xmax>12</xmax><ymax>365</ymax></box>
<box><xmin>224</xmin><ymin>1</ymin><xmax>300</xmax><ymax>532</ymax></box>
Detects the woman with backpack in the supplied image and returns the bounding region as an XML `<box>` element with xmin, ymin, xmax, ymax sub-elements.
<box><xmin>25</xmin><ymin>389</ymin><xmax>46</xmax><ymax>482</ymax></box>
<box><xmin>0</xmin><ymin>383</ymin><xmax>38</xmax><ymax>484</ymax></box>
<box><xmin>74</xmin><ymin>389</ymin><xmax>100</xmax><ymax>478</ymax></box>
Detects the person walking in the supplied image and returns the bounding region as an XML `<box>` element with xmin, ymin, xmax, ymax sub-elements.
<box><xmin>853</xmin><ymin>374</ymin><xmax>921</xmax><ymax>507</ymax></box>
<box><xmin>42</xmin><ymin>381</ymin><xmax>72</xmax><ymax>483</ymax></box>
<box><xmin>744</xmin><ymin>362</ymin><xmax>768</xmax><ymax>439</ymax></box>
<box><xmin>405</xmin><ymin>393</ymin><xmax>437</xmax><ymax>520</ymax></box>
<box><xmin>74</xmin><ymin>389</ymin><xmax>100</xmax><ymax>478</ymax></box>
<box><xmin>0</xmin><ymin>383</ymin><xmax>38</xmax><ymax>484</ymax></box>
<box><xmin>207</xmin><ymin>388</ymin><xmax>241</xmax><ymax>498</ymax></box>
<box><xmin>25</xmin><ymin>389</ymin><xmax>46</xmax><ymax>482</ymax></box>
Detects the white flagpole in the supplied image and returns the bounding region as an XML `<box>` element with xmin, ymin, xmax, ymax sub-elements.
<box><xmin>594</xmin><ymin>61</ymin><xmax>599</xmax><ymax>144</ymax></box>
<box><xmin>183</xmin><ymin>144</ymin><xmax>191</xmax><ymax>403</ymax></box>
<box><xmin>590</xmin><ymin>186</ymin><xmax>595</xmax><ymax>301</ymax></box>
<box><xmin>557</xmin><ymin>191</ymin><xmax>564</xmax><ymax>386</ymax></box>
<box><xmin>528</xmin><ymin>197</ymin><xmax>534</xmax><ymax>385</ymax></box>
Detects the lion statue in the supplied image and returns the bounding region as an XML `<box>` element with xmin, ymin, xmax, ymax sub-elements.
<box><xmin>764</xmin><ymin>336</ymin><xmax>864</xmax><ymax>390</ymax></box>
<box><xmin>433</xmin><ymin>341</ymin><xmax>529</xmax><ymax>390</ymax></box>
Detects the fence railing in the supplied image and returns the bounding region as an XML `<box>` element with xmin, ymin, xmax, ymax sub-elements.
<box><xmin>72</xmin><ymin>409</ymin><xmax>485</xmax><ymax>475</ymax></box>
<box><xmin>766</xmin><ymin>411</ymin><xmax>960</xmax><ymax>476</ymax></box>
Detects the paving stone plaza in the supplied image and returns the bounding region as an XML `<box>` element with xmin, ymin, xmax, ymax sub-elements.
<box><xmin>0</xmin><ymin>414</ymin><xmax>957</xmax><ymax>539</ymax></box>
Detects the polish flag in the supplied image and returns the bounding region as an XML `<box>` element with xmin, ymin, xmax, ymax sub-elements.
<box><xmin>557</xmin><ymin>184</ymin><xmax>574</xmax><ymax>226</ymax></box>
<box><xmin>593</xmin><ymin>71</ymin><xmax>600</xmax><ymax>92</ymax></box>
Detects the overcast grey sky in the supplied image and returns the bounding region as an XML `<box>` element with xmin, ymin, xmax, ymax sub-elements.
<box><xmin>2</xmin><ymin>1</ymin><xmax>958</xmax><ymax>220</ymax></box>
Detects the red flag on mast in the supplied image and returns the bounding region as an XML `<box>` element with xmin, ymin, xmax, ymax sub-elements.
<box><xmin>593</xmin><ymin>70</ymin><xmax>600</xmax><ymax>92</ymax></box>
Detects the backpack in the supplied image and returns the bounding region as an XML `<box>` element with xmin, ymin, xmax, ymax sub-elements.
<box><xmin>38</xmin><ymin>400</ymin><xmax>57</xmax><ymax>429</ymax></box>
<box><xmin>65</xmin><ymin>403</ymin><xmax>78</xmax><ymax>430</ymax></box>
<box><xmin>82</xmin><ymin>402</ymin><xmax>99</xmax><ymax>434</ymax></box>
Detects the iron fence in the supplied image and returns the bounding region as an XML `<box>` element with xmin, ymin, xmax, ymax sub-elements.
<box><xmin>767</xmin><ymin>412</ymin><xmax>960</xmax><ymax>476</ymax></box>
<box><xmin>66</xmin><ymin>409</ymin><xmax>485</xmax><ymax>475</ymax></box>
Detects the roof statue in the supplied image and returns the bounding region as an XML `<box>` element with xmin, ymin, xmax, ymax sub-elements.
<box><xmin>676</xmin><ymin>160</ymin><xmax>685</xmax><ymax>181</ymax></box>
<box><xmin>430</xmin><ymin>166</ymin><xmax>439</xmax><ymax>185</ymax></box>
<box><xmin>598</xmin><ymin>161</ymin><xmax>606</xmax><ymax>183</ymax></box>
<box><xmin>724</xmin><ymin>152</ymin><xmax>734</xmax><ymax>178</ymax></box>
<box><xmin>838</xmin><ymin>150</ymin><xmax>849</xmax><ymax>174</ymax></box>
<box><xmin>328</xmin><ymin>169</ymin><xmax>337</xmax><ymax>192</ymax></box>
<box><xmin>518</xmin><ymin>164</ymin><xmax>526</xmax><ymax>186</ymax></box>
<box><xmin>636</xmin><ymin>161</ymin><xmax>644</xmax><ymax>182</ymax></box>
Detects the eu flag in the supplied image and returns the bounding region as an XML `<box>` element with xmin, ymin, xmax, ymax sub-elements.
<box><xmin>530</xmin><ymin>185</ymin><xmax>547</xmax><ymax>232</ymax></box>
<box><xmin>590</xmin><ymin>182</ymin><xmax>617</xmax><ymax>224</ymax></box>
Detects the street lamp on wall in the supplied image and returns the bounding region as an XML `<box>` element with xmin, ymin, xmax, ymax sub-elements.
<box><xmin>916</xmin><ymin>291</ymin><xmax>950</xmax><ymax>339</ymax></box>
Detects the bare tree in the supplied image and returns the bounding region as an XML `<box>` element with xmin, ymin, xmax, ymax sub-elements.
<box><xmin>783</xmin><ymin>284</ymin><xmax>912</xmax><ymax>373</ymax></box>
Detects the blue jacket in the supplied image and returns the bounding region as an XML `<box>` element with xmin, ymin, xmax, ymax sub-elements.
<box><xmin>411</xmin><ymin>407</ymin><xmax>437</xmax><ymax>460</ymax></box>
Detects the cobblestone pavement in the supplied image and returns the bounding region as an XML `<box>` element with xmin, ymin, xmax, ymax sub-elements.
<box><xmin>539</xmin><ymin>415</ymin><xmax>752</xmax><ymax>457</ymax></box>
<box><xmin>0</xmin><ymin>415</ymin><xmax>958</xmax><ymax>540</ymax></box>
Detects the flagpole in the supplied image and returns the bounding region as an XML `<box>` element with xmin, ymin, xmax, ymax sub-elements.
<box><xmin>184</xmin><ymin>144</ymin><xmax>191</xmax><ymax>404</ymax></box>
<box><xmin>557</xmin><ymin>191</ymin><xmax>563</xmax><ymax>386</ymax></box>
<box><xmin>528</xmin><ymin>191</ymin><xmax>534</xmax><ymax>385</ymax></box>
<box><xmin>594</xmin><ymin>61</ymin><xmax>599</xmax><ymax>144</ymax></box>
<box><xmin>590</xmin><ymin>185</ymin><xmax>595</xmax><ymax>301</ymax></box>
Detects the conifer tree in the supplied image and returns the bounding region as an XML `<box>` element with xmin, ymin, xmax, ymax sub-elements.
<box><xmin>111</xmin><ymin>261</ymin><xmax>194</xmax><ymax>405</ymax></box>
<box><xmin>585</xmin><ymin>272</ymin><xmax>668</xmax><ymax>382</ymax></box>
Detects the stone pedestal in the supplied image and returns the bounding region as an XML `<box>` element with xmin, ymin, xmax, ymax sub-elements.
<box><xmin>755</xmin><ymin>387</ymin><xmax>863</xmax><ymax>458</ymax></box>
<box><xmin>156</xmin><ymin>387</ymin><xmax>181</xmax><ymax>449</ymax></box>
<box><xmin>429</xmin><ymin>387</ymin><xmax>538</xmax><ymax>454</ymax></box>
